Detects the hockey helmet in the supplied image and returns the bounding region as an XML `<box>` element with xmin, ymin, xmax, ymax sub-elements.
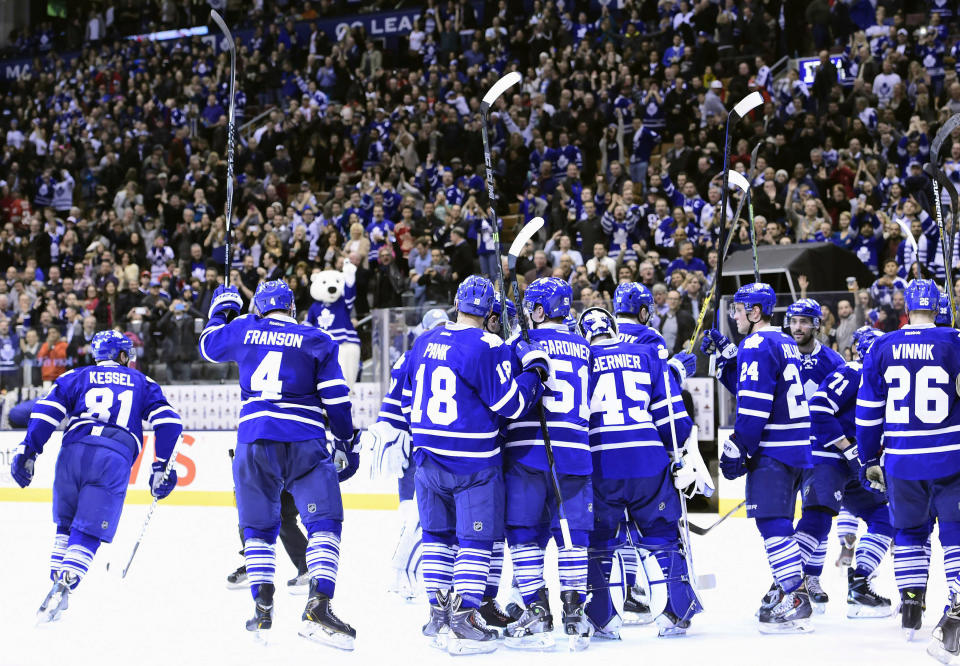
<box><xmin>732</xmin><ymin>282</ymin><xmax>776</xmax><ymax>317</ymax></box>
<box><xmin>579</xmin><ymin>307</ymin><xmax>618</xmax><ymax>343</ymax></box>
<box><xmin>613</xmin><ymin>282</ymin><xmax>654</xmax><ymax>316</ymax></box>
<box><xmin>852</xmin><ymin>326</ymin><xmax>882</xmax><ymax>359</ymax></box>
<box><xmin>523</xmin><ymin>277</ymin><xmax>573</xmax><ymax>320</ymax></box>
<box><xmin>455</xmin><ymin>275</ymin><xmax>495</xmax><ymax>317</ymax></box>
<box><xmin>91</xmin><ymin>330</ymin><xmax>134</xmax><ymax>362</ymax></box>
<box><xmin>254</xmin><ymin>280</ymin><xmax>295</xmax><ymax>316</ymax></box>
<box><xmin>936</xmin><ymin>294</ymin><xmax>952</xmax><ymax>326</ymax></box>
<box><xmin>421</xmin><ymin>308</ymin><xmax>450</xmax><ymax>331</ymax></box>
<box><xmin>786</xmin><ymin>298</ymin><xmax>822</xmax><ymax>328</ymax></box>
<box><xmin>903</xmin><ymin>279</ymin><xmax>940</xmax><ymax>312</ymax></box>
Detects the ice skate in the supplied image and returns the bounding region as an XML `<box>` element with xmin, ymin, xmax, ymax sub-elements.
<box><xmin>755</xmin><ymin>581</ymin><xmax>782</xmax><ymax>618</ymax></box>
<box><xmin>758</xmin><ymin>583</ymin><xmax>813</xmax><ymax>634</ymax></box>
<box><xmin>901</xmin><ymin>587</ymin><xmax>925</xmax><ymax>640</ymax></box>
<box><xmin>422</xmin><ymin>591</ymin><xmax>449</xmax><ymax>650</ymax></box>
<box><xmin>561</xmin><ymin>591</ymin><xmax>593</xmax><ymax>651</ymax></box>
<box><xmin>505</xmin><ymin>587</ymin><xmax>555</xmax><ymax>649</ymax></box>
<box><xmin>226</xmin><ymin>564</ymin><xmax>248</xmax><ymax>590</ymax></box>
<box><xmin>446</xmin><ymin>594</ymin><xmax>498</xmax><ymax>655</ymax></box>
<box><xmin>846</xmin><ymin>569</ymin><xmax>893</xmax><ymax>619</ymax></box>
<box><xmin>299</xmin><ymin>580</ymin><xmax>356</xmax><ymax>651</ymax></box>
<box><xmin>622</xmin><ymin>584</ymin><xmax>654</xmax><ymax>625</ymax></box>
<box><xmin>589</xmin><ymin>613</ymin><xmax>623</xmax><ymax>640</ymax></box>
<box><xmin>245</xmin><ymin>584</ymin><xmax>274</xmax><ymax>644</ymax></box>
<box><xmin>835</xmin><ymin>534</ymin><xmax>856</xmax><ymax>568</ymax></box>
<box><xmin>929</xmin><ymin>600</ymin><xmax>960</xmax><ymax>664</ymax></box>
<box><xmin>804</xmin><ymin>575</ymin><xmax>828</xmax><ymax>614</ymax></box>
<box><xmin>36</xmin><ymin>574</ymin><xmax>73</xmax><ymax>624</ymax></box>
<box><xmin>287</xmin><ymin>571</ymin><xmax>310</xmax><ymax>595</ymax></box>
<box><xmin>479</xmin><ymin>597</ymin><xmax>512</xmax><ymax>636</ymax></box>
<box><xmin>656</xmin><ymin>610</ymin><xmax>691</xmax><ymax>637</ymax></box>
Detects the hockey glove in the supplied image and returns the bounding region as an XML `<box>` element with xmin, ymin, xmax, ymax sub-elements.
<box><xmin>10</xmin><ymin>442</ymin><xmax>37</xmax><ymax>488</ymax></box>
<box><xmin>838</xmin><ymin>440</ymin><xmax>861</xmax><ymax>478</ymax></box>
<box><xmin>700</xmin><ymin>329</ymin><xmax>737</xmax><ymax>362</ymax></box>
<box><xmin>719</xmin><ymin>436</ymin><xmax>749</xmax><ymax>480</ymax></box>
<box><xmin>859</xmin><ymin>458</ymin><xmax>885</xmax><ymax>494</ymax></box>
<box><xmin>149</xmin><ymin>460</ymin><xmax>178</xmax><ymax>499</ymax></box>
<box><xmin>667</xmin><ymin>351</ymin><xmax>697</xmax><ymax>383</ymax></box>
<box><xmin>334</xmin><ymin>429</ymin><xmax>362</xmax><ymax>482</ymax></box>
<box><xmin>361</xmin><ymin>421</ymin><xmax>412</xmax><ymax>480</ymax></box>
<box><xmin>208</xmin><ymin>285</ymin><xmax>243</xmax><ymax>320</ymax></box>
<box><xmin>517</xmin><ymin>339</ymin><xmax>551</xmax><ymax>381</ymax></box>
<box><xmin>672</xmin><ymin>426</ymin><xmax>716</xmax><ymax>498</ymax></box>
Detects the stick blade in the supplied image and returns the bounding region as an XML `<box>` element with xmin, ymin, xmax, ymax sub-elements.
<box><xmin>209</xmin><ymin>9</ymin><xmax>235</xmax><ymax>49</ymax></box>
<box><xmin>507</xmin><ymin>216</ymin><xmax>544</xmax><ymax>260</ymax></box>
<box><xmin>726</xmin><ymin>170</ymin><xmax>750</xmax><ymax>193</ymax></box>
<box><xmin>482</xmin><ymin>71</ymin><xmax>522</xmax><ymax>107</ymax></box>
<box><xmin>732</xmin><ymin>91</ymin><xmax>763</xmax><ymax>118</ymax></box>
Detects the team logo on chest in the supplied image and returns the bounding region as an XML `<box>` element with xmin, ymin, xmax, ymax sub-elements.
<box><xmin>317</xmin><ymin>308</ymin><xmax>335</xmax><ymax>329</ymax></box>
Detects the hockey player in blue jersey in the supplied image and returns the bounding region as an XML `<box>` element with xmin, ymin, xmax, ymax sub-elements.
<box><xmin>401</xmin><ymin>275</ymin><xmax>548</xmax><ymax>655</ymax></box>
<box><xmin>855</xmin><ymin>279</ymin><xmax>960</xmax><ymax>656</ymax></box>
<box><xmin>10</xmin><ymin>330</ymin><xmax>182</xmax><ymax>622</ymax></box>
<box><xmin>501</xmin><ymin>277</ymin><xmax>594</xmax><ymax>650</ymax></box>
<box><xmin>702</xmin><ymin>282</ymin><xmax>814</xmax><ymax>633</ymax></box>
<box><xmin>199</xmin><ymin>280</ymin><xmax>359</xmax><ymax>650</ymax></box>
<box><xmin>579</xmin><ymin>308</ymin><xmax>704</xmax><ymax>639</ymax></box>
<box><xmin>808</xmin><ymin>326</ymin><xmax>894</xmax><ymax>618</ymax></box>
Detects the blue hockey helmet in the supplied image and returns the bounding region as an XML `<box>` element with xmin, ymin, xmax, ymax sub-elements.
<box><xmin>578</xmin><ymin>307</ymin><xmax>618</xmax><ymax>343</ymax></box>
<box><xmin>904</xmin><ymin>279</ymin><xmax>940</xmax><ymax>312</ymax></box>
<box><xmin>786</xmin><ymin>298</ymin><xmax>822</xmax><ymax>328</ymax></box>
<box><xmin>936</xmin><ymin>294</ymin><xmax>952</xmax><ymax>326</ymax></box>
<box><xmin>613</xmin><ymin>282</ymin><xmax>654</xmax><ymax>316</ymax></box>
<box><xmin>852</xmin><ymin>326</ymin><xmax>883</xmax><ymax>359</ymax></box>
<box><xmin>564</xmin><ymin>314</ymin><xmax>579</xmax><ymax>335</ymax></box>
<box><xmin>91</xmin><ymin>329</ymin><xmax>134</xmax><ymax>362</ymax></box>
<box><xmin>254</xmin><ymin>280</ymin><xmax>295</xmax><ymax>316</ymax></box>
<box><xmin>523</xmin><ymin>277</ymin><xmax>573</xmax><ymax>320</ymax></box>
<box><xmin>456</xmin><ymin>275</ymin><xmax>495</xmax><ymax>317</ymax></box>
<box><xmin>732</xmin><ymin>282</ymin><xmax>776</xmax><ymax>317</ymax></box>
<box><xmin>421</xmin><ymin>308</ymin><xmax>450</xmax><ymax>331</ymax></box>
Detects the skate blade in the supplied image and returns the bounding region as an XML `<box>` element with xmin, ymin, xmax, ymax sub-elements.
<box><xmin>248</xmin><ymin>628</ymin><xmax>272</xmax><ymax>646</ymax></box>
<box><xmin>287</xmin><ymin>585</ymin><xmax>310</xmax><ymax>596</ymax></box>
<box><xmin>846</xmin><ymin>604</ymin><xmax>895</xmax><ymax>619</ymax></box>
<box><xmin>35</xmin><ymin>607</ymin><xmax>64</xmax><ymax>625</ymax></box>
<box><xmin>35</xmin><ymin>592</ymin><xmax>67</xmax><ymax>625</ymax></box>
<box><xmin>622</xmin><ymin>611</ymin><xmax>654</xmax><ymax>626</ymax></box>
<box><xmin>757</xmin><ymin>618</ymin><xmax>814</xmax><ymax>634</ymax></box>
<box><xmin>447</xmin><ymin>637</ymin><xmax>498</xmax><ymax>655</ymax></box>
<box><xmin>904</xmin><ymin>627</ymin><xmax>920</xmax><ymax>642</ymax></box>
<box><xmin>568</xmin><ymin>635</ymin><xmax>590</xmax><ymax>651</ymax></box>
<box><xmin>298</xmin><ymin>621</ymin><xmax>355</xmax><ymax>651</ymax></box>
<box><xmin>658</xmin><ymin>626</ymin><xmax>688</xmax><ymax>638</ymax></box>
<box><xmin>811</xmin><ymin>602</ymin><xmax>827</xmax><ymax>615</ymax></box>
<box><xmin>504</xmin><ymin>633</ymin><xmax>556</xmax><ymax>650</ymax></box>
<box><xmin>926</xmin><ymin>640</ymin><xmax>960</xmax><ymax>665</ymax></box>
<box><xmin>226</xmin><ymin>581</ymin><xmax>249</xmax><ymax>591</ymax></box>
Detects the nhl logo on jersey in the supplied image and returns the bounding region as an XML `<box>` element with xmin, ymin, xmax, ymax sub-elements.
<box><xmin>834</xmin><ymin>491</ymin><xmax>842</xmax><ymax>502</ymax></box>
<box><xmin>308</xmin><ymin>503</ymin><xmax>317</xmax><ymax>513</ymax></box>
<box><xmin>101</xmin><ymin>520</ymin><xmax>109</xmax><ymax>529</ymax></box>
<box><xmin>473</xmin><ymin>521</ymin><xmax>483</xmax><ymax>531</ymax></box>
<box><xmin>587</xmin><ymin>503</ymin><xmax>593</xmax><ymax>513</ymax></box>
<box><xmin>658</xmin><ymin>502</ymin><xmax>665</xmax><ymax>512</ymax></box>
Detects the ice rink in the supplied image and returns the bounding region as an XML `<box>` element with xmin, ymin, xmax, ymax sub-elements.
<box><xmin>1</xmin><ymin>501</ymin><xmax>951</xmax><ymax>666</ymax></box>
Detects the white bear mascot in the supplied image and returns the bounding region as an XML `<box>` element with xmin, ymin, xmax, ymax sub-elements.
<box><xmin>307</xmin><ymin>259</ymin><xmax>361</xmax><ymax>388</ymax></box>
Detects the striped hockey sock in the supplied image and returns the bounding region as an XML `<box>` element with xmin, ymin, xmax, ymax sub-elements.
<box><xmin>893</xmin><ymin>544</ymin><xmax>929</xmax><ymax>591</ymax></box>
<box><xmin>453</xmin><ymin>546</ymin><xmax>491</xmax><ymax>609</ymax></box>
<box><xmin>483</xmin><ymin>541</ymin><xmax>504</xmax><ymax>599</ymax></box>
<box><xmin>836</xmin><ymin>509</ymin><xmax>859</xmax><ymax>541</ymax></box>
<box><xmin>945</xmin><ymin>546</ymin><xmax>960</xmax><ymax>599</ymax></box>
<box><xmin>511</xmin><ymin>543</ymin><xmax>545</xmax><ymax>604</ymax></box>
<box><xmin>49</xmin><ymin>532</ymin><xmax>68</xmax><ymax>581</ymax></box>
<box><xmin>244</xmin><ymin>538</ymin><xmax>276</xmax><ymax>599</ymax></box>
<box><xmin>421</xmin><ymin>541</ymin><xmax>455</xmax><ymax>605</ymax></box>
<box><xmin>60</xmin><ymin>536</ymin><xmax>99</xmax><ymax>590</ymax></box>
<box><xmin>853</xmin><ymin>533</ymin><xmax>892</xmax><ymax>578</ymax></box>
<box><xmin>558</xmin><ymin>546</ymin><xmax>589</xmax><ymax>595</ymax></box>
<box><xmin>794</xmin><ymin>530</ymin><xmax>820</xmax><ymax>569</ymax></box>
<box><xmin>763</xmin><ymin>536</ymin><xmax>803</xmax><ymax>591</ymax></box>
<box><xmin>803</xmin><ymin>538</ymin><xmax>829</xmax><ymax>577</ymax></box>
<box><xmin>306</xmin><ymin>531</ymin><xmax>341</xmax><ymax>598</ymax></box>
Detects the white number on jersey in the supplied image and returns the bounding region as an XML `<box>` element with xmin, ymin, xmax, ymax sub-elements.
<box><xmin>783</xmin><ymin>364</ymin><xmax>809</xmax><ymax>419</ymax></box>
<box><xmin>591</xmin><ymin>371</ymin><xmax>651</xmax><ymax>425</ymax></box>
<box><xmin>412</xmin><ymin>365</ymin><xmax>458</xmax><ymax>426</ymax></box>
<box><xmin>251</xmin><ymin>351</ymin><xmax>283</xmax><ymax>400</ymax></box>
<box><xmin>83</xmin><ymin>387</ymin><xmax>134</xmax><ymax>429</ymax></box>
<box><xmin>740</xmin><ymin>361</ymin><xmax>759</xmax><ymax>382</ymax></box>
<box><xmin>827</xmin><ymin>373</ymin><xmax>849</xmax><ymax>395</ymax></box>
<box><xmin>543</xmin><ymin>359</ymin><xmax>590</xmax><ymax>420</ymax></box>
<box><xmin>885</xmin><ymin>364</ymin><xmax>949</xmax><ymax>424</ymax></box>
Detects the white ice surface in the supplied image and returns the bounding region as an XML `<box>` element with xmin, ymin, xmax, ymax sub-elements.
<box><xmin>1</xmin><ymin>502</ymin><xmax>950</xmax><ymax>666</ymax></box>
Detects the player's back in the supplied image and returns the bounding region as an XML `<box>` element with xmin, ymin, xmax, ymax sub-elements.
<box><xmin>858</xmin><ymin>325</ymin><xmax>960</xmax><ymax>479</ymax></box>
<box><xmin>809</xmin><ymin>361</ymin><xmax>861</xmax><ymax>462</ymax></box>
<box><xmin>617</xmin><ymin>321</ymin><xmax>668</xmax><ymax>354</ymax></box>
<box><xmin>504</xmin><ymin>326</ymin><xmax>591</xmax><ymax>475</ymax></box>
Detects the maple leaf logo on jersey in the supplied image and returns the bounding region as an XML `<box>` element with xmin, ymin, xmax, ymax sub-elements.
<box><xmin>316</xmin><ymin>308</ymin><xmax>335</xmax><ymax>329</ymax></box>
<box><xmin>743</xmin><ymin>334</ymin><xmax>762</xmax><ymax>349</ymax></box>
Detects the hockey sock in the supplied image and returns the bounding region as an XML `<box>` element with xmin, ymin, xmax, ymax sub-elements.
<box><xmin>836</xmin><ymin>508</ymin><xmax>859</xmax><ymax>542</ymax></box>
<box><xmin>305</xmin><ymin>523</ymin><xmax>342</xmax><ymax>598</ymax></box>
<box><xmin>853</xmin><ymin>506</ymin><xmax>893</xmax><ymax>578</ymax></box>
<box><xmin>244</xmin><ymin>538</ymin><xmax>277</xmax><ymax>600</ymax></box>
<box><xmin>483</xmin><ymin>540</ymin><xmax>504</xmax><ymax>599</ymax></box>
<box><xmin>804</xmin><ymin>539</ymin><xmax>829</xmax><ymax>577</ymax></box>
<box><xmin>558</xmin><ymin>544</ymin><xmax>589</xmax><ymax>596</ymax></box>
<box><xmin>893</xmin><ymin>526</ymin><xmax>930</xmax><ymax>592</ymax></box>
<box><xmin>794</xmin><ymin>510</ymin><xmax>832</xmax><ymax>575</ymax></box>
<box><xmin>49</xmin><ymin>528</ymin><xmax>69</xmax><ymax>581</ymax></box>
<box><xmin>454</xmin><ymin>540</ymin><xmax>492</xmax><ymax>609</ymax></box>
<box><xmin>60</xmin><ymin>531</ymin><xmax>100</xmax><ymax>589</ymax></box>
<box><xmin>511</xmin><ymin>542</ymin><xmax>546</xmax><ymax>605</ymax></box>
<box><xmin>421</xmin><ymin>536</ymin><xmax>455</xmax><ymax>605</ymax></box>
<box><xmin>939</xmin><ymin>522</ymin><xmax>960</xmax><ymax>598</ymax></box>
<box><xmin>756</xmin><ymin>518</ymin><xmax>802</xmax><ymax>592</ymax></box>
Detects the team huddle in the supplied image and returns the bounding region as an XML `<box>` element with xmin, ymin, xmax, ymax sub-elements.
<box><xmin>9</xmin><ymin>272</ymin><xmax>960</xmax><ymax>662</ymax></box>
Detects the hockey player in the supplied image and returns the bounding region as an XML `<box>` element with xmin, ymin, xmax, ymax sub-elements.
<box><xmin>199</xmin><ymin>280</ymin><xmax>358</xmax><ymax>650</ymax></box>
<box><xmin>855</xmin><ymin>279</ymin><xmax>960</xmax><ymax>656</ymax></box>
<box><xmin>402</xmin><ymin>275</ymin><xmax>548</xmax><ymax>655</ymax></box>
<box><xmin>502</xmin><ymin>277</ymin><xmax>594</xmax><ymax>650</ymax></box>
<box><xmin>702</xmin><ymin>283</ymin><xmax>814</xmax><ymax>633</ymax></box>
<box><xmin>579</xmin><ymin>308</ymin><xmax>703</xmax><ymax>638</ymax></box>
<box><xmin>10</xmin><ymin>330</ymin><xmax>182</xmax><ymax>622</ymax></box>
<box><xmin>808</xmin><ymin>326</ymin><xmax>894</xmax><ymax>618</ymax></box>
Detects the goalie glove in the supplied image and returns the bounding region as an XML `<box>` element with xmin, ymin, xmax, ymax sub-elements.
<box><xmin>671</xmin><ymin>426</ymin><xmax>715</xmax><ymax>498</ymax></box>
<box><xmin>361</xmin><ymin>421</ymin><xmax>412</xmax><ymax>480</ymax></box>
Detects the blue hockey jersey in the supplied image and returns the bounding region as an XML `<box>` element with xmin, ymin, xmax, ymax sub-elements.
<box><xmin>306</xmin><ymin>284</ymin><xmax>359</xmax><ymax>345</ymax></box>
<box><xmin>730</xmin><ymin>328</ymin><xmax>812</xmax><ymax>468</ymax></box>
<box><xmin>376</xmin><ymin>352</ymin><xmax>410</xmax><ymax>433</ymax></box>
<box><xmin>22</xmin><ymin>362</ymin><xmax>182</xmax><ymax>464</ymax></box>
<box><xmin>617</xmin><ymin>319</ymin><xmax>669</xmax><ymax>356</ymax></box>
<box><xmin>809</xmin><ymin>361</ymin><xmax>860</xmax><ymax>463</ymax></box>
<box><xmin>797</xmin><ymin>341</ymin><xmax>845</xmax><ymax>466</ymax></box>
<box><xmin>857</xmin><ymin>324</ymin><xmax>960</xmax><ymax>480</ymax></box>
<box><xmin>400</xmin><ymin>323</ymin><xmax>543</xmax><ymax>474</ymax></box>
<box><xmin>504</xmin><ymin>324</ymin><xmax>592</xmax><ymax>475</ymax></box>
<box><xmin>199</xmin><ymin>312</ymin><xmax>353</xmax><ymax>444</ymax></box>
<box><xmin>588</xmin><ymin>340</ymin><xmax>692</xmax><ymax>479</ymax></box>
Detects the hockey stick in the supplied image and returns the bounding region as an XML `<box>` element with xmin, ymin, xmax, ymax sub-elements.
<box><xmin>745</xmin><ymin>142</ymin><xmax>762</xmax><ymax>282</ymax></box>
<box><xmin>506</xmin><ymin>216</ymin><xmax>573</xmax><ymax>549</ymax></box>
<box><xmin>118</xmin><ymin>437</ymin><xmax>183</xmax><ymax>578</ymax></box>
<box><xmin>925</xmin><ymin>162</ymin><xmax>958</xmax><ymax>327</ymax></box>
<box><xmin>930</xmin><ymin>113</ymin><xmax>960</xmax><ymax>295</ymax></box>
<box><xmin>481</xmin><ymin>71</ymin><xmax>522</xmax><ymax>337</ymax></box>
<box><xmin>210</xmin><ymin>9</ymin><xmax>238</xmax><ymax>287</ymax></box>
<box><xmin>687</xmin><ymin>500</ymin><xmax>746</xmax><ymax>536</ymax></box>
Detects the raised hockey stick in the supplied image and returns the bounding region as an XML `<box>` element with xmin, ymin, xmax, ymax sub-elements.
<box><xmin>687</xmin><ymin>500</ymin><xmax>746</xmax><ymax>536</ymax></box>
<box><xmin>210</xmin><ymin>10</ymin><xmax>238</xmax><ymax>287</ymax></box>
<box><xmin>925</xmin><ymin>162</ymin><xmax>958</xmax><ymax>327</ymax></box>
<box><xmin>930</xmin><ymin>113</ymin><xmax>960</xmax><ymax>291</ymax></box>
<box><xmin>481</xmin><ymin>71</ymin><xmax>523</xmax><ymax>336</ymax></box>
<box><xmin>745</xmin><ymin>142</ymin><xmax>763</xmax><ymax>282</ymax></box>
<box><xmin>506</xmin><ymin>216</ymin><xmax>573</xmax><ymax>549</ymax></box>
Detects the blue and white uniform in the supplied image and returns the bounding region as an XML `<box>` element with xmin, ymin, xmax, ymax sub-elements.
<box><xmin>306</xmin><ymin>284</ymin><xmax>360</xmax><ymax>345</ymax></box>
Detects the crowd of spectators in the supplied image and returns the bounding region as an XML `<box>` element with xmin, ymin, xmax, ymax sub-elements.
<box><xmin>0</xmin><ymin>0</ymin><xmax>959</xmax><ymax>386</ymax></box>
